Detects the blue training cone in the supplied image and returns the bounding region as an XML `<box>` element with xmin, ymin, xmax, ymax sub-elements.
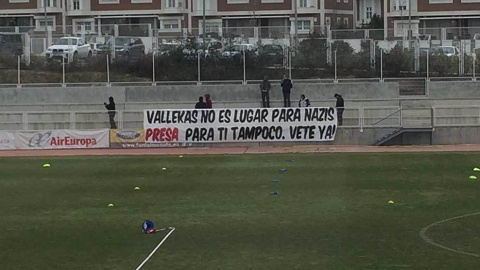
<box><xmin>279</xmin><ymin>168</ymin><xmax>287</xmax><ymax>172</ymax></box>
<box><xmin>270</xmin><ymin>191</ymin><xmax>279</xmax><ymax>195</ymax></box>
<box><xmin>271</xmin><ymin>179</ymin><xmax>278</xmax><ymax>183</ymax></box>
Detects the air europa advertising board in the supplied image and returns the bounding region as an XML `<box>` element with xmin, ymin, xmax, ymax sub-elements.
<box><xmin>15</xmin><ymin>129</ymin><xmax>109</xmax><ymax>149</ymax></box>
<box><xmin>143</xmin><ymin>107</ymin><xmax>337</xmax><ymax>143</ymax></box>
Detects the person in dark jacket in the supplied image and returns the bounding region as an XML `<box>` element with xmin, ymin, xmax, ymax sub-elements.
<box><xmin>205</xmin><ymin>94</ymin><xmax>213</xmax><ymax>109</ymax></box>
<box><xmin>298</xmin><ymin>94</ymin><xmax>310</xmax><ymax>107</ymax></box>
<box><xmin>259</xmin><ymin>76</ymin><xmax>271</xmax><ymax>108</ymax></box>
<box><xmin>334</xmin><ymin>93</ymin><xmax>345</xmax><ymax>126</ymax></box>
<box><xmin>281</xmin><ymin>75</ymin><xmax>293</xmax><ymax>107</ymax></box>
<box><xmin>195</xmin><ymin>96</ymin><xmax>208</xmax><ymax>109</ymax></box>
<box><xmin>104</xmin><ymin>96</ymin><xmax>117</xmax><ymax>129</ymax></box>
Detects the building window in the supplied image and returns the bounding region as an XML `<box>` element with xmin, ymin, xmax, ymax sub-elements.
<box><xmin>430</xmin><ymin>0</ymin><xmax>453</xmax><ymax>3</ymax></box>
<box><xmin>204</xmin><ymin>22</ymin><xmax>221</xmax><ymax>33</ymax></box>
<box><xmin>394</xmin><ymin>21</ymin><xmax>419</xmax><ymax>37</ymax></box>
<box><xmin>166</xmin><ymin>0</ymin><xmax>177</xmax><ymax>7</ymax></box>
<box><xmin>35</xmin><ymin>16</ymin><xmax>55</xmax><ymax>31</ymax></box>
<box><xmin>297</xmin><ymin>20</ymin><xmax>311</xmax><ymax>31</ymax></box>
<box><xmin>343</xmin><ymin>17</ymin><xmax>348</xmax><ymax>27</ymax></box>
<box><xmin>298</xmin><ymin>0</ymin><xmax>309</xmax><ymax>7</ymax></box>
<box><xmin>326</xmin><ymin>17</ymin><xmax>331</xmax><ymax>26</ymax></box>
<box><xmin>227</xmin><ymin>0</ymin><xmax>249</xmax><ymax>3</ymax></box>
<box><xmin>160</xmin><ymin>19</ymin><xmax>180</xmax><ymax>31</ymax></box>
<box><xmin>74</xmin><ymin>21</ymin><xmax>94</xmax><ymax>33</ymax></box>
<box><xmin>393</xmin><ymin>0</ymin><xmax>408</xmax><ymax>10</ymax></box>
<box><xmin>336</xmin><ymin>17</ymin><xmax>341</xmax><ymax>26</ymax></box>
<box><xmin>40</xmin><ymin>0</ymin><xmax>58</xmax><ymax>7</ymax></box>
<box><xmin>72</xmin><ymin>0</ymin><xmax>80</xmax><ymax>10</ymax></box>
<box><xmin>132</xmin><ymin>0</ymin><xmax>152</xmax><ymax>3</ymax></box>
<box><xmin>366</xmin><ymin>7</ymin><xmax>372</xmax><ymax>19</ymax></box>
<box><xmin>343</xmin><ymin>0</ymin><xmax>348</xmax><ymax>2</ymax></box>
<box><xmin>261</xmin><ymin>0</ymin><xmax>283</xmax><ymax>3</ymax></box>
<box><xmin>9</xmin><ymin>0</ymin><xmax>30</xmax><ymax>3</ymax></box>
<box><xmin>291</xmin><ymin>19</ymin><xmax>312</xmax><ymax>32</ymax></box>
<box><xmin>196</xmin><ymin>0</ymin><xmax>212</xmax><ymax>10</ymax></box>
<box><xmin>99</xmin><ymin>0</ymin><xmax>120</xmax><ymax>4</ymax></box>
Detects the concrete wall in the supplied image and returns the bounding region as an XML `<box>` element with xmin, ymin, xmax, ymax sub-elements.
<box><xmin>433</xmin><ymin>127</ymin><xmax>480</xmax><ymax>144</ymax></box>
<box><xmin>124</xmin><ymin>83</ymin><xmax>400</xmax><ymax>103</ymax></box>
<box><xmin>428</xmin><ymin>81</ymin><xmax>480</xmax><ymax>99</ymax></box>
<box><xmin>0</xmin><ymin>82</ymin><xmax>399</xmax><ymax>111</ymax></box>
<box><xmin>0</xmin><ymin>87</ymin><xmax>125</xmax><ymax>105</ymax></box>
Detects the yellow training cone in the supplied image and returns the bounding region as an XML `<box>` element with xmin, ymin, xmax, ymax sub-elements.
<box><xmin>179</xmin><ymin>155</ymin><xmax>183</xmax><ymax>158</ymax></box>
<box><xmin>388</xmin><ymin>200</ymin><xmax>394</xmax><ymax>204</ymax></box>
<box><xmin>108</xmin><ymin>203</ymin><xmax>114</xmax><ymax>207</ymax></box>
<box><xmin>43</xmin><ymin>163</ymin><xmax>51</xmax><ymax>168</ymax></box>
<box><xmin>474</xmin><ymin>168</ymin><xmax>480</xmax><ymax>172</ymax></box>
<box><xmin>134</xmin><ymin>187</ymin><xmax>140</xmax><ymax>190</ymax></box>
<box><xmin>162</xmin><ymin>167</ymin><xmax>167</xmax><ymax>171</ymax></box>
<box><xmin>469</xmin><ymin>176</ymin><xmax>478</xmax><ymax>180</ymax></box>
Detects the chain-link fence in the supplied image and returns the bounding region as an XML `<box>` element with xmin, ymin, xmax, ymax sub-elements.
<box><xmin>2</xmin><ymin>25</ymin><xmax>480</xmax><ymax>86</ymax></box>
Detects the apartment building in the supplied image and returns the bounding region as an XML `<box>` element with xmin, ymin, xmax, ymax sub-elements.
<box><xmin>0</xmin><ymin>0</ymin><xmax>354</xmax><ymax>37</ymax></box>
<box><xmin>386</xmin><ymin>0</ymin><xmax>480</xmax><ymax>39</ymax></box>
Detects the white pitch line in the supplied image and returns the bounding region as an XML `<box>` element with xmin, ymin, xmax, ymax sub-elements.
<box><xmin>135</xmin><ymin>227</ymin><xmax>176</xmax><ymax>270</ymax></box>
<box><xmin>419</xmin><ymin>212</ymin><xmax>480</xmax><ymax>257</ymax></box>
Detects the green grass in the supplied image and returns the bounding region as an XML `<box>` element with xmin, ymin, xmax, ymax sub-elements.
<box><xmin>1</xmin><ymin>153</ymin><xmax>480</xmax><ymax>269</ymax></box>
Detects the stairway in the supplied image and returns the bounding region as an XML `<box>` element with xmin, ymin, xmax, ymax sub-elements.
<box><xmin>375</xmin><ymin>127</ymin><xmax>434</xmax><ymax>146</ymax></box>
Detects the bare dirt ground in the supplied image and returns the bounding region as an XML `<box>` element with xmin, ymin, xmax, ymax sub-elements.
<box><xmin>2</xmin><ymin>144</ymin><xmax>480</xmax><ymax>157</ymax></box>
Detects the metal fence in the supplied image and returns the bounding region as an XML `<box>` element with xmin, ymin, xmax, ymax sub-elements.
<box><xmin>1</xmin><ymin>24</ymin><xmax>480</xmax><ymax>86</ymax></box>
<box><xmin>0</xmin><ymin>106</ymin><xmax>402</xmax><ymax>131</ymax></box>
<box><xmin>2</xmin><ymin>105</ymin><xmax>480</xmax><ymax>131</ymax></box>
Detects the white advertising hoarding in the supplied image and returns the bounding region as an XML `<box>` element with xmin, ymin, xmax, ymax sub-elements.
<box><xmin>14</xmin><ymin>129</ymin><xmax>109</xmax><ymax>149</ymax></box>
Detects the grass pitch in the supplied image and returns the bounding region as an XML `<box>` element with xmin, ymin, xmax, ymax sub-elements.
<box><xmin>1</xmin><ymin>153</ymin><xmax>480</xmax><ymax>269</ymax></box>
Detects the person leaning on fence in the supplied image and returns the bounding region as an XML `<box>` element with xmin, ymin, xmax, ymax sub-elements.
<box><xmin>298</xmin><ymin>94</ymin><xmax>310</xmax><ymax>107</ymax></box>
<box><xmin>281</xmin><ymin>75</ymin><xmax>293</xmax><ymax>108</ymax></box>
<box><xmin>334</xmin><ymin>93</ymin><xmax>344</xmax><ymax>126</ymax></box>
<box><xmin>195</xmin><ymin>96</ymin><xmax>208</xmax><ymax>109</ymax></box>
<box><xmin>104</xmin><ymin>96</ymin><xmax>117</xmax><ymax>129</ymax></box>
<box><xmin>205</xmin><ymin>93</ymin><xmax>213</xmax><ymax>109</ymax></box>
<box><xmin>259</xmin><ymin>76</ymin><xmax>271</xmax><ymax>108</ymax></box>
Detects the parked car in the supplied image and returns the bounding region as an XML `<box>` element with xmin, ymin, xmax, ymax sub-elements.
<box><xmin>45</xmin><ymin>37</ymin><xmax>91</xmax><ymax>62</ymax></box>
<box><xmin>259</xmin><ymin>44</ymin><xmax>284</xmax><ymax>57</ymax></box>
<box><xmin>435</xmin><ymin>46</ymin><xmax>460</xmax><ymax>57</ymax></box>
<box><xmin>0</xmin><ymin>32</ymin><xmax>23</xmax><ymax>56</ymax></box>
<box><xmin>206</xmin><ymin>40</ymin><xmax>225</xmax><ymax>56</ymax></box>
<box><xmin>90</xmin><ymin>43</ymin><xmax>103</xmax><ymax>56</ymax></box>
<box><xmin>222</xmin><ymin>44</ymin><xmax>257</xmax><ymax>57</ymax></box>
<box><xmin>98</xmin><ymin>37</ymin><xmax>145</xmax><ymax>60</ymax></box>
<box><xmin>155</xmin><ymin>43</ymin><xmax>181</xmax><ymax>56</ymax></box>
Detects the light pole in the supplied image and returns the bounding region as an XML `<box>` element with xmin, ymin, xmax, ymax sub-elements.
<box><xmin>408</xmin><ymin>0</ymin><xmax>412</xmax><ymax>50</ymax></box>
<box><xmin>203</xmin><ymin>0</ymin><xmax>206</xmax><ymax>47</ymax></box>
<box><xmin>294</xmin><ymin>0</ymin><xmax>298</xmax><ymax>53</ymax></box>
<box><xmin>44</xmin><ymin>0</ymin><xmax>48</xmax><ymax>50</ymax></box>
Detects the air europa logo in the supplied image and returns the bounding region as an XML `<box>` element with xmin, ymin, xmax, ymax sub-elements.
<box><xmin>116</xmin><ymin>131</ymin><xmax>141</xmax><ymax>140</ymax></box>
<box><xmin>50</xmin><ymin>136</ymin><xmax>97</xmax><ymax>147</ymax></box>
<box><xmin>28</xmin><ymin>132</ymin><xmax>52</xmax><ymax>147</ymax></box>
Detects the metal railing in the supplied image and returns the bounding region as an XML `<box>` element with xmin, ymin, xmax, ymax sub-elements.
<box><xmin>0</xmin><ymin>106</ymin><xmax>403</xmax><ymax>131</ymax></box>
<box><xmin>3</xmin><ymin>105</ymin><xmax>480</xmax><ymax>131</ymax></box>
